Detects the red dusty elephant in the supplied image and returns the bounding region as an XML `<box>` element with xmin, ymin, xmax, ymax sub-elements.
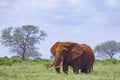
<box><xmin>48</xmin><ymin>41</ymin><xmax>95</xmax><ymax>74</ymax></box>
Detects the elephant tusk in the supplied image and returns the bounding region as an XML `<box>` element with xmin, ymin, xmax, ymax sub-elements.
<box><xmin>55</xmin><ymin>61</ymin><xmax>63</xmax><ymax>68</ymax></box>
<box><xmin>48</xmin><ymin>62</ymin><xmax>55</xmax><ymax>68</ymax></box>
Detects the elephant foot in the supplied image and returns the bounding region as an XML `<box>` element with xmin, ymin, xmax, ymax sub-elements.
<box><xmin>55</xmin><ymin>68</ymin><xmax>60</xmax><ymax>74</ymax></box>
<box><xmin>81</xmin><ymin>69</ymin><xmax>88</xmax><ymax>73</ymax></box>
<box><xmin>63</xmin><ymin>70</ymin><xmax>68</xmax><ymax>74</ymax></box>
<box><xmin>64</xmin><ymin>71</ymin><xmax>68</xmax><ymax>74</ymax></box>
<box><xmin>73</xmin><ymin>68</ymin><xmax>79</xmax><ymax>74</ymax></box>
<box><xmin>74</xmin><ymin>71</ymin><xmax>79</xmax><ymax>74</ymax></box>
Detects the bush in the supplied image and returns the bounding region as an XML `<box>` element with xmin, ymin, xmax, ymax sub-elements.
<box><xmin>95</xmin><ymin>59</ymin><xmax>101</xmax><ymax>64</ymax></box>
<box><xmin>0</xmin><ymin>57</ymin><xmax>11</xmax><ymax>66</ymax></box>
<box><xmin>102</xmin><ymin>58</ymin><xmax>120</xmax><ymax>65</ymax></box>
<box><xmin>40</xmin><ymin>59</ymin><xmax>53</xmax><ymax>67</ymax></box>
<box><xmin>10</xmin><ymin>56</ymin><xmax>22</xmax><ymax>63</ymax></box>
<box><xmin>30</xmin><ymin>58</ymin><xmax>52</xmax><ymax>67</ymax></box>
<box><xmin>30</xmin><ymin>58</ymin><xmax>42</xmax><ymax>63</ymax></box>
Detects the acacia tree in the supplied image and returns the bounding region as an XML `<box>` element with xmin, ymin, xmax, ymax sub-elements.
<box><xmin>0</xmin><ymin>25</ymin><xmax>47</xmax><ymax>60</ymax></box>
<box><xmin>94</xmin><ymin>40</ymin><xmax>119</xmax><ymax>59</ymax></box>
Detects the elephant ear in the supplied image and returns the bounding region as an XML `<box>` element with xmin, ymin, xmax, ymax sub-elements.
<box><xmin>66</xmin><ymin>44</ymin><xmax>83</xmax><ymax>62</ymax></box>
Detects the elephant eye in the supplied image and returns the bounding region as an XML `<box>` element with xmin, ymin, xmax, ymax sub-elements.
<box><xmin>62</xmin><ymin>50</ymin><xmax>67</xmax><ymax>54</ymax></box>
<box><xmin>62</xmin><ymin>50</ymin><xmax>66</xmax><ymax>52</ymax></box>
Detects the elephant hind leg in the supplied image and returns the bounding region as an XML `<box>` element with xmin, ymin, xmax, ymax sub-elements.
<box><xmin>86</xmin><ymin>64</ymin><xmax>93</xmax><ymax>73</ymax></box>
<box><xmin>81</xmin><ymin>66</ymin><xmax>88</xmax><ymax>73</ymax></box>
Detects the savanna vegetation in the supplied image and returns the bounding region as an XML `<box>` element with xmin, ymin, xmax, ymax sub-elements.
<box><xmin>0</xmin><ymin>57</ymin><xmax>120</xmax><ymax>80</ymax></box>
<box><xmin>0</xmin><ymin>26</ymin><xmax>120</xmax><ymax>80</ymax></box>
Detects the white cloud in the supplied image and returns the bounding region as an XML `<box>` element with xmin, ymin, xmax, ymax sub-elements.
<box><xmin>69</xmin><ymin>0</ymin><xmax>96</xmax><ymax>10</ymax></box>
<box><xmin>85</xmin><ymin>13</ymin><xmax>107</xmax><ymax>26</ymax></box>
<box><xmin>0</xmin><ymin>0</ymin><xmax>9</xmax><ymax>7</ymax></box>
<box><xmin>0</xmin><ymin>0</ymin><xmax>120</xmax><ymax>58</ymax></box>
<box><xmin>0</xmin><ymin>0</ymin><xmax>97</xmax><ymax>26</ymax></box>
<box><xmin>106</xmin><ymin>0</ymin><xmax>120</xmax><ymax>7</ymax></box>
<box><xmin>21</xmin><ymin>0</ymin><xmax>57</xmax><ymax>9</ymax></box>
<box><xmin>0</xmin><ymin>0</ymin><xmax>58</xmax><ymax>14</ymax></box>
<box><xmin>0</xmin><ymin>0</ymin><xmax>13</xmax><ymax>12</ymax></box>
<box><xmin>69</xmin><ymin>0</ymin><xmax>88</xmax><ymax>10</ymax></box>
<box><xmin>69</xmin><ymin>0</ymin><xmax>83</xmax><ymax>6</ymax></box>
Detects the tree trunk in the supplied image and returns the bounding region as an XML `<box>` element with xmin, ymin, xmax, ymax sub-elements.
<box><xmin>110</xmin><ymin>56</ymin><xmax>113</xmax><ymax>58</ymax></box>
<box><xmin>22</xmin><ymin>49</ymin><xmax>26</xmax><ymax>60</ymax></box>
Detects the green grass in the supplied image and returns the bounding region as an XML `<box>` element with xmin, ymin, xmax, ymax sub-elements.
<box><xmin>0</xmin><ymin>60</ymin><xmax>120</xmax><ymax>80</ymax></box>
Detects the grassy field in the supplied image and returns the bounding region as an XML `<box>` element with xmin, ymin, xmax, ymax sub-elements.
<box><xmin>0</xmin><ymin>59</ymin><xmax>120</xmax><ymax>80</ymax></box>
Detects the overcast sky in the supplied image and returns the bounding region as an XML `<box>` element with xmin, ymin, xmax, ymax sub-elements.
<box><xmin>0</xmin><ymin>0</ymin><xmax>120</xmax><ymax>59</ymax></box>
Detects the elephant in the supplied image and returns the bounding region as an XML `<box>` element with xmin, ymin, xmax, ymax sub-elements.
<box><xmin>48</xmin><ymin>41</ymin><xmax>95</xmax><ymax>74</ymax></box>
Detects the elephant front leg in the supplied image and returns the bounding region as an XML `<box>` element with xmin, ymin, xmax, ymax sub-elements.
<box><xmin>63</xmin><ymin>63</ymin><xmax>68</xmax><ymax>74</ymax></box>
<box><xmin>73</xmin><ymin>65</ymin><xmax>79</xmax><ymax>74</ymax></box>
<box><xmin>55</xmin><ymin>68</ymin><xmax>60</xmax><ymax>73</ymax></box>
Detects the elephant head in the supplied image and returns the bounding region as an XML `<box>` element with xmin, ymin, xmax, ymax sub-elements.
<box><xmin>48</xmin><ymin>42</ymin><xmax>84</xmax><ymax>73</ymax></box>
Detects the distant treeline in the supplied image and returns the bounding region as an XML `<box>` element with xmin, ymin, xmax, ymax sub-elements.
<box><xmin>0</xmin><ymin>56</ymin><xmax>120</xmax><ymax>66</ymax></box>
<box><xmin>0</xmin><ymin>56</ymin><xmax>52</xmax><ymax>66</ymax></box>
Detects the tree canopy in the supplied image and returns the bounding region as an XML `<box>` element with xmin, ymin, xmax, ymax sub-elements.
<box><xmin>94</xmin><ymin>40</ymin><xmax>120</xmax><ymax>59</ymax></box>
<box><xmin>0</xmin><ymin>25</ymin><xmax>47</xmax><ymax>60</ymax></box>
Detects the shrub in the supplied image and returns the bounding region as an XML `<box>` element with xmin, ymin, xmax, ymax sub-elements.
<box><xmin>102</xmin><ymin>58</ymin><xmax>119</xmax><ymax>65</ymax></box>
<box><xmin>95</xmin><ymin>59</ymin><xmax>101</xmax><ymax>64</ymax></box>
<box><xmin>40</xmin><ymin>59</ymin><xmax>52</xmax><ymax>67</ymax></box>
<box><xmin>10</xmin><ymin>56</ymin><xmax>22</xmax><ymax>63</ymax></box>
<box><xmin>0</xmin><ymin>57</ymin><xmax>11</xmax><ymax>66</ymax></box>
<box><xmin>30</xmin><ymin>58</ymin><xmax>52</xmax><ymax>67</ymax></box>
<box><xmin>30</xmin><ymin>58</ymin><xmax>42</xmax><ymax>62</ymax></box>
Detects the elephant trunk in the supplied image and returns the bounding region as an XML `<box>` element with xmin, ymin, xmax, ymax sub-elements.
<box><xmin>54</xmin><ymin>56</ymin><xmax>64</xmax><ymax>68</ymax></box>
